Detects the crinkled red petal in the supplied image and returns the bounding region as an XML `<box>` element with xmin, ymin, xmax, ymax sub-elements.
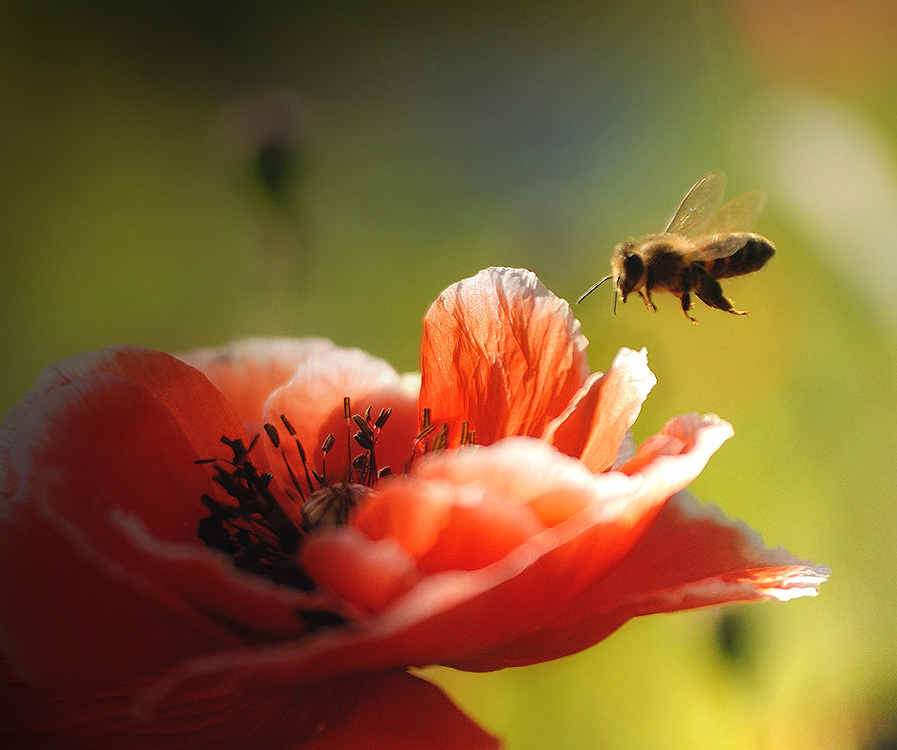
<box><xmin>420</xmin><ymin>268</ymin><xmax>588</xmax><ymax>446</ymax></box>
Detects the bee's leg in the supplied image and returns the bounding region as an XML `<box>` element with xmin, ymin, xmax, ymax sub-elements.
<box><xmin>677</xmin><ymin>265</ymin><xmax>698</xmax><ymax>323</ymax></box>
<box><xmin>638</xmin><ymin>290</ymin><xmax>657</xmax><ymax>311</ymax></box>
<box><xmin>693</xmin><ymin>265</ymin><xmax>748</xmax><ymax>316</ymax></box>
<box><xmin>642</xmin><ymin>265</ymin><xmax>659</xmax><ymax>311</ymax></box>
<box><xmin>680</xmin><ymin>292</ymin><xmax>698</xmax><ymax>324</ymax></box>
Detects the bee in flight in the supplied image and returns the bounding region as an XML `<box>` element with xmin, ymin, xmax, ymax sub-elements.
<box><xmin>577</xmin><ymin>169</ymin><xmax>775</xmax><ymax>323</ymax></box>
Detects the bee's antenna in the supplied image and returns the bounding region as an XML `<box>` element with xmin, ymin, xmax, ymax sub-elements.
<box><xmin>612</xmin><ymin>289</ymin><xmax>618</xmax><ymax>316</ymax></box>
<box><xmin>576</xmin><ymin>275</ymin><xmax>612</xmax><ymax>304</ymax></box>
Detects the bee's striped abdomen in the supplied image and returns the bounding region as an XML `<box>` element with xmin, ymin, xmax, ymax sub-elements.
<box><xmin>702</xmin><ymin>234</ymin><xmax>775</xmax><ymax>279</ymax></box>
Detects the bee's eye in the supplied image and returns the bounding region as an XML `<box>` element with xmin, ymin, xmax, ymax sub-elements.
<box><xmin>623</xmin><ymin>253</ymin><xmax>644</xmax><ymax>279</ymax></box>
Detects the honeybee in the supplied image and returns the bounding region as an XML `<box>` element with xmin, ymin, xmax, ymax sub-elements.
<box><xmin>577</xmin><ymin>169</ymin><xmax>775</xmax><ymax>323</ymax></box>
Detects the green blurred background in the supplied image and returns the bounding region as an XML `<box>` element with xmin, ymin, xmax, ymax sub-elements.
<box><xmin>3</xmin><ymin>1</ymin><xmax>897</xmax><ymax>747</ymax></box>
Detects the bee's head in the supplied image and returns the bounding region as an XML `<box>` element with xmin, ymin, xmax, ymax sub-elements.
<box><xmin>611</xmin><ymin>242</ymin><xmax>644</xmax><ymax>303</ymax></box>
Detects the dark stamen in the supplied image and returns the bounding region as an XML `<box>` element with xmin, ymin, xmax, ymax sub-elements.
<box><xmin>294</xmin><ymin>437</ymin><xmax>316</xmax><ymax>493</ymax></box>
<box><xmin>320</xmin><ymin>432</ymin><xmax>335</xmax><ymax>483</ymax></box>
<box><xmin>280</xmin><ymin>413</ymin><xmax>297</xmax><ymax>436</ymax></box>
<box><xmin>375</xmin><ymin>407</ymin><xmax>391</xmax><ymax>429</ymax></box>
<box><xmin>197</xmin><ymin>397</ymin><xmax>403</xmax><ymax>634</ymax></box>
<box><xmin>264</xmin><ymin>423</ymin><xmax>281</xmax><ymax>448</ymax></box>
<box><xmin>343</xmin><ymin>396</ymin><xmax>352</xmax><ymax>470</ymax></box>
<box><xmin>197</xmin><ymin>437</ymin><xmax>311</xmax><ymax>591</ymax></box>
<box><xmin>354</xmin><ymin>431</ymin><xmax>374</xmax><ymax>452</ymax></box>
<box><xmin>406</xmin><ymin>416</ymin><xmax>436</xmax><ymax>472</ymax></box>
<box><xmin>264</xmin><ymin>422</ymin><xmax>305</xmax><ymax>500</ymax></box>
<box><xmin>353</xmin><ymin>414</ymin><xmax>374</xmax><ymax>437</ymax></box>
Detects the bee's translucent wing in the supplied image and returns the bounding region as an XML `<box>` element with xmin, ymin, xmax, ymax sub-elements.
<box><xmin>664</xmin><ymin>169</ymin><xmax>726</xmax><ymax>237</ymax></box>
<box><xmin>704</xmin><ymin>189</ymin><xmax>766</xmax><ymax>234</ymax></box>
<box><xmin>686</xmin><ymin>233</ymin><xmax>750</xmax><ymax>261</ymax></box>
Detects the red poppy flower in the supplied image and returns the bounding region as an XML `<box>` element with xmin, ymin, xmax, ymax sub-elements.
<box><xmin>0</xmin><ymin>267</ymin><xmax>827</xmax><ymax>748</ymax></box>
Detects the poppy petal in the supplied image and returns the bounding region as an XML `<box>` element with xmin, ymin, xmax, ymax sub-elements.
<box><xmin>298</xmin><ymin>671</ymin><xmax>501</xmax><ymax>750</ymax></box>
<box><xmin>349</xmin><ymin>476</ymin><xmax>456</xmax><ymax>560</ymax></box>
<box><xmin>180</xmin><ymin>337</ymin><xmax>341</xmax><ymax>436</ymax></box>
<box><xmin>0</xmin><ymin>668</ymin><xmax>500</xmax><ymax>750</ymax></box>
<box><xmin>420</xmin><ymin>268</ymin><xmax>589</xmax><ymax>445</ymax></box>
<box><xmin>543</xmin><ymin>347</ymin><xmax>657</xmax><ymax>473</ymax></box>
<box><xmin>1</xmin><ymin>347</ymin><xmax>247</xmax><ymax>501</ymax></box>
<box><xmin>347</xmin><ymin>469</ymin><xmax>548</xmax><ymax>577</ymax></box>
<box><xmin>459</xmin><ymin>491</ymin><xmax>829</xmax><ymax>668</ymax></box>
<box><xmin>0</xmin><ymin>374</ymin><xmax>239</xmax><ymax>688</ymax></box>
<box><xmin>0</xmin><ymin>655</ymin><xmax>399</xmax><ymax>750</ymax></box>
<box><xmin>302</xmin><ymin>527</ymin><xmax>422</xmax><ymax>615</ymax></box>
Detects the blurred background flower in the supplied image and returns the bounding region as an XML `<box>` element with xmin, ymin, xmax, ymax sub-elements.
<box><xmin>1</xmin><ymin>1</ymin><xmax>894</xmax><ymax>747</ymax></box>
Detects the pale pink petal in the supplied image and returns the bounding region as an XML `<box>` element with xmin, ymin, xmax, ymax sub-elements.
<box><xmin>180</xmin><ymin>337</ymin><xmax>340</xmax><ymax>436</ymax></box>
<box><xmin>619</xmin><ymin>412</ymin><xmax>734</xmax><ymax>480</ymax></box>
<box><xmin>420</xmin><ymin>267</ymin><xmax>589</xmax><ymax>446</ymax></box>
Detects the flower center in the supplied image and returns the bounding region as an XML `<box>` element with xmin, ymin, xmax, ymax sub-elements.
<box><xmin>196</xmin><ymin>397</ymin><xmax>475</xmax><ymax>630</ymax></box>
<box><xmin>196</xmin><ymin>398</ymin><xmax>393</xmax><ymax>592</ymax></box>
